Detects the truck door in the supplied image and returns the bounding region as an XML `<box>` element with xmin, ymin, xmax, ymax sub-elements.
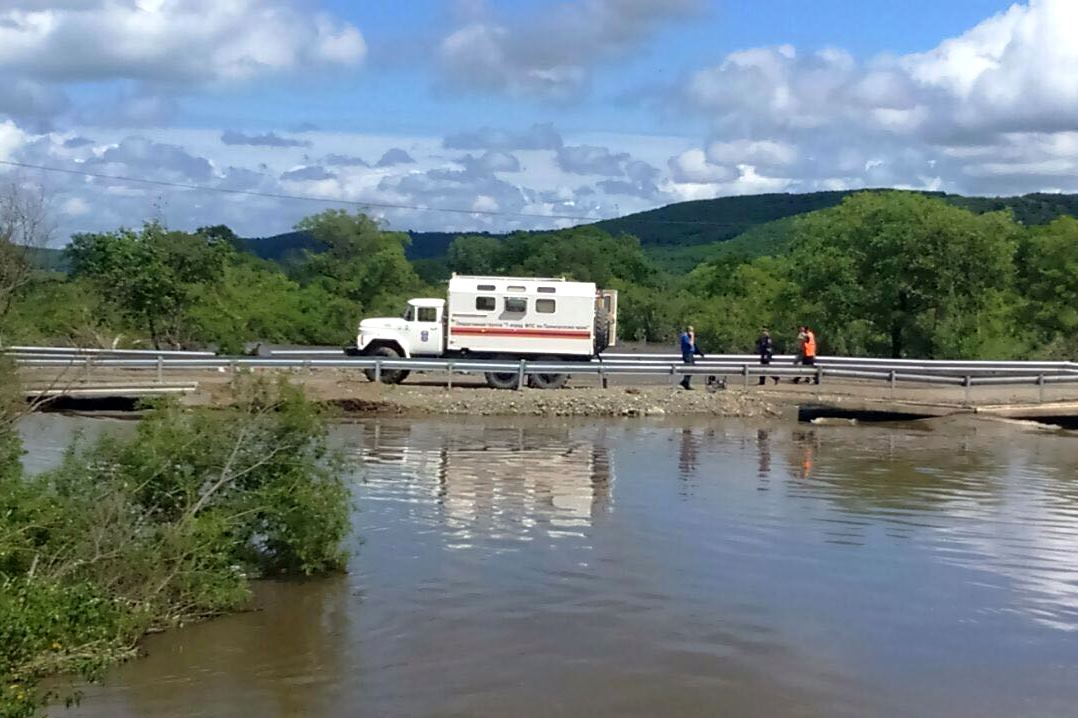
<box><xmin>600</xmin><ymin>290</ymin><xmax>618</xmax><ymax>347</ymax></box>
<box><xmin>412</xmin><ymin>306</ymin><xmax>443</xmax><ymax>356</ymax></box>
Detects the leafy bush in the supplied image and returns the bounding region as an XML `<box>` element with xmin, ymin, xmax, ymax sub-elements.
<box><xmin>0</xmin><ymin>377</ymin><xmax>351</xmax><ymax>717</ymax></box>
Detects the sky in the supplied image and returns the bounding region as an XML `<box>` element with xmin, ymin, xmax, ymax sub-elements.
<box><xmin>1</xmin><ymin>0</ymin><xmax>1076</xmax><ymax>242</ymax></box>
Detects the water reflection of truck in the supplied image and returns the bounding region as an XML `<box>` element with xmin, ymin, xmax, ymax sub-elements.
<box><xmin>349</xmin><ymin>275</ymin><xmax>618</xmax><ymax>389</ymax></box>
<box><xmin>359</xmin><ymin>424</ymin><xmax>613</xmax><ymax>531</ymax></box>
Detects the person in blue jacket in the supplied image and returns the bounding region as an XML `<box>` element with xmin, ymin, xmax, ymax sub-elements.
<box><xmin>679</xmin><ymin>325</ymin><xmax>704</xmax><ymax>389</ymax></box>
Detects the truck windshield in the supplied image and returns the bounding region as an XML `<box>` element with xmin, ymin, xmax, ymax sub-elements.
<box><xmin>402</xmin><ymin>306</ymin><xmax>415</xmax><ymax>321</ymax></box>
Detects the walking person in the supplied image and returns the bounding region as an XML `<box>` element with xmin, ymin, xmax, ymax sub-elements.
<box><xmin>679</xmin><ymin>325</ymin><xmax>703</xmax><ymax>389</ymax></box>
<box><xmin>755</xmin><ymin>327</ymin><xmax>779</xmax><ymax>385</ymax></box>
<box><xmin>792</xmin><ymin>326</ymin><xmax>806</xmax><ymax>383</ymax></box>
<box><xmin>798</xmin><ymin>325</ymin><xmax>819</xmax><ymax>384</ymax></box>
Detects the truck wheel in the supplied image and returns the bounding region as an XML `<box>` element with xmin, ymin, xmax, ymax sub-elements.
<box><xmin>593</xmin><ymin>313</ymin><xmax>611</xmax><ymax>355</ymax></box>
<box><xmin>528</xmin><ymin>356</ymin><xmax>568</xmax><ymax>389</ymax></box>
<box><xmin>528</xmin><ymin>373</ymin><xmax>568</xmax><ymax>389</ymax></box>
<box><xmin>363</xmin><ymin>346</ymin><xmax>411</xmax><ymax>384</ymax></box>
<box><xmin>484</xmin><ymin>355</ymin><xmax>520</xmax><ymax>390</ymax></box>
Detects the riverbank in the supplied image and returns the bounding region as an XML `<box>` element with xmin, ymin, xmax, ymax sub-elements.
<box><xmin>0</xmin><ymin>380</ymin><xmax>351</xmax><ymax>718</ymax></box>
<box><xmin>19</xmin><ymin>366</ymin><xmax>1078</xmax><ymax>423</ymax></box>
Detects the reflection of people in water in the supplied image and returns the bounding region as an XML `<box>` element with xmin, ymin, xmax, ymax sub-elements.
<box><xmin>792</xmin><ymin>430</ymin><xmax>817</xmax><ymax>479</ymax></box>
<box><xmin>800</xmin><ymin>445</ymin><xmax>814</xmax><ymax>480</ymax></box>
<box><xmin>756</xmin><ymin>429</ymin><xmax>771</xmax><ymax>479</ymax></box>
<box><xmin>678</xmin><ymin>428</ymin><xmax>698</xmax><ymax>476</ymax></box>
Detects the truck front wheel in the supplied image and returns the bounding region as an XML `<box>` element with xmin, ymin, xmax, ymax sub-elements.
<box><xmin>363</xmin><ymin>345</ymin><xmax>411</xmax><ymax>384</ymax></box>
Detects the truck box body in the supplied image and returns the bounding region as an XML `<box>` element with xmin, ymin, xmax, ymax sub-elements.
<box><xmin>445</xmin><ymin>275</ymin><xmax>597</xmax><ymax>357</ymax></box>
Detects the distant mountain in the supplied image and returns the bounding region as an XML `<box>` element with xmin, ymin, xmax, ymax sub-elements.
<box><xmin>238</xmin><ymin>230</ymin><xmax>496</xmax><ymax>263</ymax></box>
<box><xmin>237</xmin><ymin>190</ymin><xmax>1078</xmax><ymax>272</ymax></box>
<box><xmin>594</xmin><ymin>191</ymin><xmax>854</xmax><ymax>248</ymax></box>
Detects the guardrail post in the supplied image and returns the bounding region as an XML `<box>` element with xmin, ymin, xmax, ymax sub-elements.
<box><xmin>374</xmin><ymin>359</ymin><xmax>382</xmax><ymax>384</ymax></box>
<box><xmin>83</xmin><ymin>356</ymin><xmax>91</xmax><ymax>382</ymax></box>
<box><xmin>670</xmin><ymin>364</ymin><xmax>678</xmax><ymax>386</ymax></box>
<box><xmin>599</xmin><ymin>364</ymin><xmax>607</xmax><ymax>389</ymax></box>
<box><xmin>742</xmin><ymin>364</ymin><xmax>749</xmax><ymax>387</ymax></box>
<box><xmin>516</xmin><ymin>359</ymin><xmax>526</xmax><ymax>390</ymax></box>
<box><xmin>889</xmin><ymin>370</ymin><xmax>896</xmax><ymax>398</ymax></box>
<box><xmin>156</xmin><ymin>355</ymin><xmax>163</xmax><ymax>385</ymax></box>
<box><xmin>963</xmin><ymin>375</ymin><xmax>971</xmax><ymax>404</ymax></box>
<box><xmin>304</xmin><ymin>359</ymin><xmax>311</xmax><ymax>375</ymax></box>
<box><xmin>447</xmin><ymin>362</ymin><xmax>454</xmax><ymax>390</ymax></box>
<box><xmin>1038</xmin><ymin>373</ymin><xmax>1045</xmax><ymax>403</ymax></box>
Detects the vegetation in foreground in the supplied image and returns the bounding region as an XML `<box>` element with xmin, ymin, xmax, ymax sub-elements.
<box><xmin>2</xmin><ymin>185</ymin><xmax>1077</xmax><ymax>360</ymax></box>
<box><xmin>0</xmin><ymin>370</ymin><xmax>350</xmax><ymax>718</ymax></box>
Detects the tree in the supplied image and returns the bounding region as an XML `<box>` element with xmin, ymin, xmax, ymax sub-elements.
<box><xmin>294</xmin><ymin>210</ymin><xmax>426</xmax><ymax>311</ymax></box>
<box><xmin>685</xmin><ymin>255</ymin><xmax>801</xmax><ymax>353</ymax></box>
<box><xmin>0</xmin><ymin>183</ymin><xmax>53</xmax><ymax>328</ymax></box>
<box><xmin>1016</xmin><ymin>216</ymin><xmax>1078</xmax><ymax>355</ymax></box>
<box><xmin>447</xmin><ymin>235</ymin><xmax>501</xmax><ymax>276</ymax></box>
<box><xmin>787</xmin><ymin>192</ymin><xmax>1021</xmax><ymax>358</ymax></box>
<box><xmin>67</xmin><ymin>223</ymin><xmax>232</xmax><ymax>348</ymax></box>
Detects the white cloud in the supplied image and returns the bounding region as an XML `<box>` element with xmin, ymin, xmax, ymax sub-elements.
<box><xmin>0</xmin><ymin>120</ymin><xmax>26</xmax><ymax>161</ymax></box>
<box><xmin>903</xmin><ymin>0</ymin><xmax>1078</xmax><ymax>135</ymax></box>
<box><xmin>669</xmin><ymin>0</ymin><xmax>1078</xmax><ymax>199</ymax></box>
<box><xmin>0</xmin><ymin>1</ymin><xmax>366</xmax><ymax>85</ymax></box>
<box><xmin>438</xmin><ymin>0</ymin><xmax>702</xmax><ymax>100</ymax></box>
<box><xmin>668</xmin><ymin>148</ymin><xmax>736</xmax><ymax>184</ymax></box>
<box><xmin>0</xmin><ymin>122</ymin><xmax>674</xmax><ymax>238</ymax></box>
<box><xmin>60</xmin><ymin>196</ymin><xmax>89</xmax><ymax>216</ymax></box>
<box><xmin>556</xmin><ymin>145</ymin><xmax>631</xmax><ymax>176</ymax></box>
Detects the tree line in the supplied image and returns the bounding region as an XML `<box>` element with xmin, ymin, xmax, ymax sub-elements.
<box><xmin>1</xmin><ymin>190</ymin><xmax>1076</xmax><ymax>359</ymax></box>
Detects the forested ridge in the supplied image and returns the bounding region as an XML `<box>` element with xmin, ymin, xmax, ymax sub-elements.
<box><xmin>3</xmin><ymin>189</ymin><xmax>1078</xmax><ymax>359</ymax></box>
<box><xmin>243</xmin><ymin>189</ymin><xmax>1078</xmax><ymax>273</ymax></box>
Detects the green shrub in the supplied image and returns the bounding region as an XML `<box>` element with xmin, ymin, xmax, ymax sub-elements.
<box><xmin>0</xmin><ymin>377</ymin><xmax>351</xmax><ymax>717</ymax></box>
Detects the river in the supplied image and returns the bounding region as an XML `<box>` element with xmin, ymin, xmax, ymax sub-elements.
<box><xmin>19</xmin><ymin>414</ymin><xmax>1078</xmax><ymax>717</ymax></box>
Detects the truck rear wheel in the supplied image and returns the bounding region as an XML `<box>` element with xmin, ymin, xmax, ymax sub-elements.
<box><xmin>484</xmin><ymin>355</ymin><xmax>520</xmax><ymax>390</ymax></box>
<box><xmin>363</xmin><ymin>345</ymin><xmax>410</xmax><ymax>384</ymax></box>
<box><xmin>593</xmin><ymin>313</ymin><xmax>611</xmax><ymax>355</ymax></box>
<box><xmin>527</xmin><ymin>356</ymin><xmax>568</xmax><ymax>389</ymax></box>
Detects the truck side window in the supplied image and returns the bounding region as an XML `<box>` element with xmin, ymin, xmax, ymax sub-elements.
<box><xmin>476</xmin><ymin>296</ymin><xmax>495</xmax><ymax>311</ymax></box>
<box><xmin>505</xmin><ymin>297</ymin><xmax>527</xmax><ymax>313</ymax></box>
<box><xmin>417</xmin><ymin>307</ymin><xmax>437</xmax><ymax>322</ymax></box>
<box><xmin>536</xmin><ymin>298</ymin><xmax>556</xmax><ymax>313</ymax></box>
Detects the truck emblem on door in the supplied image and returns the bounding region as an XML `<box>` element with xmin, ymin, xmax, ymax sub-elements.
<box><xmin>421</xmin><ymin>331</ymin><xmax>429</xmax><ymax>342</ymax></box>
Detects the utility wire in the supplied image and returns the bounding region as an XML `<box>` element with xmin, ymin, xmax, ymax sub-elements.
<box><xmin>0</xmin><ymin>158</ymin><xmax>724</xmax><ymax>226</ymax></box>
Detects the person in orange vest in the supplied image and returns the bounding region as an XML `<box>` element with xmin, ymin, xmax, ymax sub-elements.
<box><xmin>798</xmin><ymin>325</ymin><xmax>819</xmax><ymax>384</ymax></box>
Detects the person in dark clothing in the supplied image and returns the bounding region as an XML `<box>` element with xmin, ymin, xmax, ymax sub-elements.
<box><xmin>755</xmin><ymin>327</ymin><xmax>779</xmax><ymax>385</ymax></box>
<box><xmin>679</xmin><ymin>325</ymin><xmax>703</xmax><ymax>389</ymax></box>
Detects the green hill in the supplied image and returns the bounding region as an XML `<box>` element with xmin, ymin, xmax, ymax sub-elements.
<box><xmin>235</xmin><ymin>189</ymin><xmax>1078</xmax><ymax>273</ymax></box>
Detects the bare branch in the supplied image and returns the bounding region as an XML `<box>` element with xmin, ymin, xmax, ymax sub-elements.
<box><xmin>0</xmin><ymin>180</ymin><xmax>55</xmax><ymax>323</ymax></box>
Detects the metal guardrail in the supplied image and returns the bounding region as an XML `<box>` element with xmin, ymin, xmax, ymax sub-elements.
<box><xmin>6</xmin><ymin>345</ymin><xmax>215</xmax><ymax>357</ymax></box>
<box><xmin>269</xmin><ymin>349</ymin><xmax>1078</xmax><ymax>374</ymax></box>
<box><xmin>7</xmin><ymin>345</ymin><xmax>1078</xmax><ymax>406</ymax></box>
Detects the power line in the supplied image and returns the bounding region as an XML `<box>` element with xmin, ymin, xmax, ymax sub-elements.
<box><xmin>0</xmin><ymin>158</ymin><xmax>722</xmax><ymax>227</ymax></box>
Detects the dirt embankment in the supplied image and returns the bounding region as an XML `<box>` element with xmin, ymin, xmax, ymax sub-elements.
<box><xmin>329</xmin><ymin>385</ymin><xmax>790</xmax><ymax>418</ymax></box>
<box><xmin>178</xmin><ymin>369</ymin><xmax>792</xmax><ymax>418</ymax></box>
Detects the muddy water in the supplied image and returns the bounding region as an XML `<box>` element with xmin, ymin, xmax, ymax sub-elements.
<box><xmin>23</xmin><ymin>415</ymin><xmax>1078</xmax><ymax>718</ymax></box>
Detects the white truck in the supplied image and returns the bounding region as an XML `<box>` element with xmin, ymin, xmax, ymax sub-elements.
<box><xmin>350</xmin><ymin>275</ymin><xmax>618</xmax><ymax>389</ymax></box>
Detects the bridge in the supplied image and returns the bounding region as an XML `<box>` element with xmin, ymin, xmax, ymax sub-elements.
<box><xmin>7</xmin><ymin>346</ymin><xmax>1078</xmax><ymax>424</ymax></box>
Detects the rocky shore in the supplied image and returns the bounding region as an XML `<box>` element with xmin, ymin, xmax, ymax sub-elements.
<box><xmin>326</xmin><ymin>384</ymin><xmax>791</xmax><ymax>418</ymax></box>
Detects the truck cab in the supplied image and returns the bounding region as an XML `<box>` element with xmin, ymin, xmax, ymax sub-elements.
<box><xmin>356</xmin><ymin>298</ymin><xmax>445</xmax><ymax>358</ymax></box>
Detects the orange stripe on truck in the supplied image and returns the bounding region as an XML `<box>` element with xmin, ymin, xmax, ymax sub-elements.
<box><xmin>450</xmin><ymin>326</ymin><xmax>590</xmax><ymax>338</ymax></box>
